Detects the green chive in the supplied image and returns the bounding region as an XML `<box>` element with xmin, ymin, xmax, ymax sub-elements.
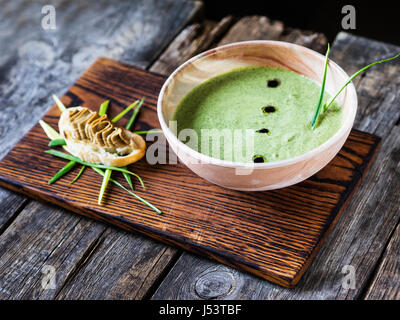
<box><xmin>122</xmin><ymin>99</ymin><xmax>146</xmax><ymax>190</ymax></box>
<box><xmin>45</xmin><ymin>149</ymin><xmax>139</xmax><ymax>175</ymax></box>
<box><xmin>122</xmin><ymin>169</ymin><xmax>134</xmax><ymax>190</ymax></box>
<box><xmin>41</xmin><ymin>121</ymin><xmax>79</xmax><ymax>184</ymax></box>
<box><xmin>39</xmin><ymin>120</ymin><xmax>62</xmax><ymax>140</ymax></box>
<box><xmin>48</xmin><ymin>160</ymin><xmax>76</xmax><ymax>184</ymax></box>
<box><xmin>311</xmin><ymin>43</ymin><xmax>330</xmax><ymax>130</ymax></box>
<box><xmin>98</xmin><ymin>100</ymin><xmax>113</xmax><ymax>198</ymax></box>
<box><xmin>48</xmin><ymin>139</ymin><xmax>66</xmax><ymax>147</ymax></box>
<box><xmin>323</xmin><ymin>52</ymin><xmax>400</xmax><ymax>112</ymax></box>
<box><xmin>98</xmin><ymin>169</ymin><xmax>112</xmax><ymax>205</ymax></box>
<box><xmin>126</xmin><ymin>97</ymin><xmax>145</xmax><ymax>130</ymax></box>
<box><xmin>99</xmin><ymin>100</ymin><xmax>110</xmax><ymax>116</ymax></box>
<box><xmin>70</xmin><ymin>165</ymin><xmax>86</xmax><ymax>184</ymax></box>
<box><xmin>133</xmin><ymin>130</ymin><xmax>163</xmax><ymax>135</ymax></box>
<box><xmin>111</xmin><ymin>100</ymin><xmax>139</xmax><ymax>123</ymax></box>
<box><xmin>129</xmin><ymin>171</ymin><xmax>146</xmax><ymax>190</ymax></box>
<box><xmin>91</xmin><ymin>167</ymin><xmax>162</xmax><ymax>214</ymax></box>
<box><xmin>52</xmin><ymin>94</ymin><xmax>67</xmax><ymax>112</ymax></box>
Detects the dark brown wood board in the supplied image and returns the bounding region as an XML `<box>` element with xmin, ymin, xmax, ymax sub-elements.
<box><xmin>0</xmin><ymin>57</ymin><xmax>381</xmax><ymax>287</ymax></box>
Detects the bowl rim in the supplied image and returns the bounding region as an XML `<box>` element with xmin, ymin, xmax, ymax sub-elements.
<box><xmin>157</xmin><ymin>40</ymin><xmax>357</xmax><ymax>169</ymax></box>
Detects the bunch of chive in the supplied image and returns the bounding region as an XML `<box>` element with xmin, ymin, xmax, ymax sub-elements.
<box><xmin>311</xmin><ymin>47</ymin><xmax>399</xmax><ymax>129</ymax></box>
<box><xmin>40</xmin><ymin>95</ymin><xmax>162</xmax><ymax>214</ymax></box>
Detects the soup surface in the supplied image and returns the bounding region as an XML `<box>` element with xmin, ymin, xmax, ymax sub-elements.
<box><xmin>173</xmin><ymin>66</ymin><xmax>342</xmax><ymax>163</ymax></box>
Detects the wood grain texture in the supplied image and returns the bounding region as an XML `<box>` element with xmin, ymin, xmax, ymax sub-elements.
<box><xmin>0</xmin><ymin>57</ymin><xmax>380</xmax><ymax>288</ymax></box>
<box><xmin>150</xmin><ymin>16</ymin><xmax>234</xmax><ymax>75</ymax></box>
<box><xmin>0</xmin><ymin>201</ymin><xmax>106</xmax><ymax>299</ymax></box>
<box><xmin>217</xmin><ymin>16</ymin><xmax>327</xmax><ymax>54</ymax></box>
<box><xmin>153</xmin><ymin>32</ymin><xmax>400</xmax><ymax>299</ymax></box>
<box><xmin>55</xmin><ymin>229</ymin><xmax>178</xmax><ymax>300</ymax></box>
<box><xmin>0</xmin><ymin>189</ymin><xmax>28</xmax><ymax>234</ymax></box>
<box><xmin>364</xmin><ymin>220</ymin><xmax>400</xmax><ymax>300</ymax></box>
<box><xmin>0</xmin><ymin>0</ymin><xmax>201</xmax><ymax>160</ymax></box>
<box><xmin>218</xmin><ymin>16</ymin><xmax>284</xmax><ymax>45</ymax></box>
<box><xmin>0</xmin><ymin>0</ymin><xmax>202</xmax><ymax>299</ymax></box>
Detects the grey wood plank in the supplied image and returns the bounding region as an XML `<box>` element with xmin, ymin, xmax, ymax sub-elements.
<box><xmin>152</xmin><ymin>32</ymin><xmax>400</xmax><ymax>299</ymax></box>
<box><xmin>218</xmin><ymin>16</ymin><xmax>284</xmax><ymax>44</ymax></box>
<box><xmin>55</xmin><ymin>229</ymin><xmax>178</xmax><ymax>300</ymax></box>
<box><xmin>0</xmin><ymin>201</ymin><xmax>106</xmax><ymax>299</ymax></box>
<box><xmin>0</xmin><ymin>0</ymin><xmax>201</xmax><ymax>160</ymax></box>
<box><xmin>280</xmin><ymin>28</ymin><xmax>328</xmax><ymax>54</ymax></box>
<box><xmin>0</xmin><ymin>189</ymin><xmax>28</xmax><ymax>233</ymax></box>
<box><xmin>364</xmin><ymin>212</ymin><xmax>400</xmax><ymax>299</ymax></box>
<box><xmin>150</xmin><ymin>16</ymin><xmax>234</xmax><ymax>75</ymax></box>
<box><xmin>54</xmin><ymin>16</ymin><xmax>237</xmax><ymax>300</ymax></box>
<box><xmin>0</xmin><ymin>0</ymin><xmax>202</xmax><ymax>299</ymax></box>
<box><xmin>330</xmin><ymin>33</ymin><xmax>400</xmax><ymax>138</ymax></box>
<box><xmin>217</xmin><ymin>15</ymin><xmax>327</xmax><ymax>54</ymax></box>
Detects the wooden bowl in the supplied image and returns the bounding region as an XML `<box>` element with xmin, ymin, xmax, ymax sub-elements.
<box><xmin>157</xmin><ymin>41</ymin><xmax>357</xmax><ymax>191</ymax></box>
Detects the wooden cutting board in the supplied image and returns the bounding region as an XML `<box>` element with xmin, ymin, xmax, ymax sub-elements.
<box><xmin>0</xmin><ymin>57</ymin><xmax>381</xmax><ymax>287</ymax></box>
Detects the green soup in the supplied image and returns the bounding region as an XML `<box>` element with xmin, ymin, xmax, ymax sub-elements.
<box><xmin>173</xmin><ymin>66</ymin><xmax>342</xmax><ymax>163</ymax></box>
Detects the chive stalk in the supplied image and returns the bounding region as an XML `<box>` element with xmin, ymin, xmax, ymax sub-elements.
<box><xmin>111</xmin><ymin>100</ymin><xmax>139</xmax><ymax>123</ymax></box>
<box><xmin>129</xmin><ymin>171</ymin><xmax>146</xmax><ymax>190</ymax></box>
<box><xmin>45</xmin><ymin>150</ymin><xmax>139</xmax><ymax>175</ymax></box>
<box><xmin>52</xmin><ymin>94</ymin><xmax>67</xmax><ymax>112</ymax></box>
<box><xmin>48</xmin><ymin>139</ymin><xmax>67</xmax><ymax>147</ymax></box>
<box><xmin>99</xmin><ymin>100</ymin><xmax>110</xmax><ymax>116</ymax></box>
<box><xmin>39</xmin><ymin>120</ymin><xmax>62</xmax><ymax>140</ymax></box>
<box><xmin>91</xmin><ymin>167</ymin><xmax>161</xmax><ymax>214</ymax></box>
<box><xmin>133</xmin><ymin>130</ymin><xmax>163</xmax><ymax>135</ymax></box>
<box><xmin>70</xmin><ymin>165</ymin><xmax>86</xmax><ymax>184</ymax></box>
<box><xmin>311</xmin><ymin>44</ymin><xmax>330</xmax><ymax>130</ymax></box>
<box><xmin>312</xmin><ymin>50</ymin><xmax>400</xmax><ymax>129</ymax></box>
<box><xmin>323</xmin><ymin>52</ymin><xmax>400</xmax><ymax>112</ymax></box>
<box><xmin>48</xmin><ymin>160</ymin><xmax>76</xmax><ymax>184</ymax></box>
<box><xmin>96</xmin><ymin>99</ymin><xmax>111</xmax><ymax>196</ymax></box>
<box><xmin>122</xmin><ymin>98</ymin><xmax>145</xmax><ymax>189</ymax></box>
<box><xmin>122</xmin><ymin>168</ymin><xmax>134</xmax><ymax>190</ymax></box>
<box><xmin>126</xmin><ymin>97</ymin><xmax>145</xmax><ymax>130</ymax></box>
<box><xmin>98</xmin><ymin>169</ymin><xmax>112</xmax><ymax>204</ymax></box>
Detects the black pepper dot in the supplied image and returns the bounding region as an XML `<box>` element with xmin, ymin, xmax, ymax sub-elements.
<box><xmin>262</xmin><ymin>106</ymin><xmax>277</xmax><ymax>113</ymax></box>
<box><xmin>267</xmin><ymin>79</ymin><xmax>281</xmax><ymax>88</ymax></box>
<box><xmin>253</xmin><ymin>155</ymin><xmax>266</xmax><ymax>163</ymax></box>
<box><xmin>256</xmin><ymin>128</ymin><xmax>270</xmax><ymax>134</ymax></box>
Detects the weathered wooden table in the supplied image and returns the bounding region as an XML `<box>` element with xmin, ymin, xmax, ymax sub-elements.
<box><xmin>0</xmin><ymin>1</ymin><xmax>399</xmax><ymax>300</ymax></box>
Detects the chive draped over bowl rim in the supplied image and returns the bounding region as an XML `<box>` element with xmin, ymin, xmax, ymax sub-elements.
<box><xmin>311</xmin><ymin>46</ymin><xmax>399</xmax><ymax>130</ymax></box>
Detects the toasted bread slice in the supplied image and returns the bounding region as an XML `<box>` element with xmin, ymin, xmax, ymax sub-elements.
<box><xmin>59</xmin><ymin>107</ymin><xmax>146</xmax><ymax>167</ymax></box>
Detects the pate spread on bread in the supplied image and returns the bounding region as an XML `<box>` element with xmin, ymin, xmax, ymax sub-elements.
<box><xmin>59</xmin><ymin>107</ymin><xmax>146</xmax><ymax>167</ymax></box>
